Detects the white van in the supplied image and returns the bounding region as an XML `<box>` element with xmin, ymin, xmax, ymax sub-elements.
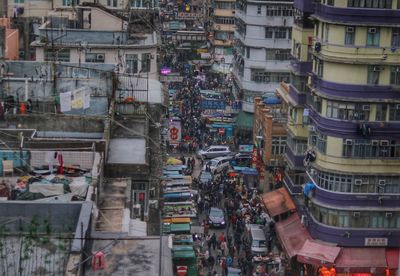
<box><xmin>196</xmin><ymin>145</ymin><xmax>231</xmax><ymax>159</ymax></box>
<box><xmin>249</xmin><ymin>225</ymin><xmax>268</xmax><ymax>256</ymax></box>
<box><xmin>203</xmin><ymin>156</ymin><xmax>232</xmax><ymax>174</ymax></box>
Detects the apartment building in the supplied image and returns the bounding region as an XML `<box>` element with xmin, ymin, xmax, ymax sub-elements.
<box><xmin>232</xmin><ymin>0</ymin><xmax>293</xmax><ymax>113</ymax></box>
<box><xmin>273</xmin><ymin>0</ymin><xmax>400</xmax><ymax>273</ymax></box>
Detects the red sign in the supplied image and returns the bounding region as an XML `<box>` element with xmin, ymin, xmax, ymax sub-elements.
<box><xmin>218</xmin><ymin>128</ymin><xmax>225</xmax><ymax>135</ymax></box>
<box><xmin>177</xmin><ymin>266</ymin><xmax>188</xmax><ymax>276</ymax></box>
<box><xmin>138</xmin><ymin>192</ymin><xmax>145</xmax><ymax>202</ymax></box>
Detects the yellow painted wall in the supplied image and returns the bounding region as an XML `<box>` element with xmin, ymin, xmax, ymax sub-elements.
<box><xmin>315</xmin><ymin>149</ymin><xmax>400</xmax><ymax>174</ymax></box>
<box><xmin>326</xmin><ymin>136</ymin><xmax>342</xmax><ymax>156</ymax></box>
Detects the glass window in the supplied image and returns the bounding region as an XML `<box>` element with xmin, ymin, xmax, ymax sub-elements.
<box><xmin>265</xmin><ymin>27</ymin><xmax>273</xmax><ymax>38</ymax></box>
<box><xmin>375</xmin><ymin>104</ymin><xmax>387</xmax><ymax>121</ymax></box>
<box><xmin>271</xmin><ymin>136</ymin><xmax>287</xmax><ymax>155</ymax></box>
<box><xmin>275</xmin><ymin>27</ymin><xmax>288</xmax><ymax>39</ymax></box>
<box><xmin>367</xmin><ymin>65</ymin><xmax>380</xmax><ymax>84</ymax></box>
<box><xmin>85</xmin><ymin>53</ymin><xmax>105</xmax><ymax>63</ymax></box>
<box><xmin>344</xmin><ymin>26</ymin><xmax>355</xmax><ymax>45</ymax></box>
<box><xmin>141</xmin><ymin>53</ymin><xmax>151</xmax><ymax>73</ymax></box>
<box><xmin>348</xmin><ymin>0</ymin><xmax>391</xmax><ymax>7</ymax></box>
<box><xmin>257</xmin><ymin>4</ymin><xmax>262</xmax><ymax>14</ymax></box>
<box><xmin>392</xmin><ymin>28</ymin><xmax>400</xmax><ymax>47</ymax></box>
<box><xmin>366</xmin><ymin>27</ymin><xmax>380</xmax><ymax>46</ymax></box>
<box><xmin>126</xmin><ymin>54</ymin><xmax>138</xmax><ymax>74</ymax></box>
<box><xmin>266</xmin><ymin>5</ymin><xmax>293</xmax><ymax>16</ymax></box>
<box><xmin>45</xmin><ymin>49</ymin><xmax>70</xmax><ymax>62</ymax></box>
<box><xmin>390</xmin><ymin>66</ymin><xmax>400</xmax><ymax>85</ymax></box>
<box><xmin>389</xmin><ymin>104</ymin><xmax>400</xmax><ymax>121</ymax></box>
<box><xmin>215</xmin><ymin>16</ymin><xmax>235</xmax><ymax>25</ymax></box>
<box><xmin>107</xmin><ymin>0</ymin><xmax>118</xmax><ymax>6</ymax></box>
<box><xmin>265</xmin><ymin>49</ymin><xmax>291</xmax><ymax>60</ymax></box>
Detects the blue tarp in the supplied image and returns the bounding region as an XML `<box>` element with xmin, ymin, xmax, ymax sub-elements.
<box><xmin>201</xmin><ymin>99</ymin><xmax>226</xmax><ymax>110</ymax></box>
<box><xmin>163</xmin><ymin>192</ymin><xmax>191</xmax><ymax>199</ymax></box>
<box><xmin>0</xmin><ymin>150</ymin><xmax>30</xmax><ymax>172</ymax></box>
<box><xmin>233</xmin><ymin>166</ymin><xmax>259</xmax><ymax>176</ymax></box>
<box><xmin>303</xmin><ymin>182</ymin><xmax>316</xmax><ymax>197</ymax></box>
<box><xmin>263</xmin><ymin>96</ymin><xmax>281</xmax><ymax>105</ymax></box>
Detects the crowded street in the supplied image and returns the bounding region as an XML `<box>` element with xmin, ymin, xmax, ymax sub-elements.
<box><xmin>161</xmin><ymin>68</ymin><xmax>286</xmax><ymax>276</ymax></box>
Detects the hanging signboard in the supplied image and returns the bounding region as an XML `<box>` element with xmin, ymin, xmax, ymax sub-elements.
<box><xmin>168</xmin><ymin>120</ymin><xmax>182</xmax><ymax>145</ymax></box>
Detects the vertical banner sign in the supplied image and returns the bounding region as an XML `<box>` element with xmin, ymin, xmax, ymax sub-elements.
<box><xmin>252</xmin><ymin>147</ymin><xmax>258</xmax><ymax>168</ymax></box>
<box><xmin>169</xmin><ymin>120</ymin><xmax>182</xmax><ymax>145</ymax></box>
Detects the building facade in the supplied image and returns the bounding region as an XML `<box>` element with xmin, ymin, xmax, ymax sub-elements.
<box><xmin>272</xmin><ymin>0</ymin><xmax>400</xmax><ymax>273</ymax></box>
<box><xmin>209</xmin><ymin>0</ymin><xmax>236</xmax><ymax>73</ymax></box>
<box><xmin>232</xmin><ymin>0</ymin><xmax>293</xmax><ymax>113</ymax></box>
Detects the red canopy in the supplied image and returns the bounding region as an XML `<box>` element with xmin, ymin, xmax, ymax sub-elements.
<box><xmin>297</xmin><ymin>239</ymin><xmax>341</xmax><ymax>266</ymax></box>
<box><xmin>275</xmin><ymin>213</ymin><xmax>310</xmax><ymax>258</ymax></box>
<box><xmin>262</xmin><ymin>187</ymin><xmax>296</xmax><ymax>217</ymax></box>
<box><xmin>386</xmin><ymin>248</ymin><xmax>399</xmax><ymax>269</ymax></box>
<box><xmin>335</xmin><ymin>248</ymin><xmax>387</xmax><ymax>272</ymax></box>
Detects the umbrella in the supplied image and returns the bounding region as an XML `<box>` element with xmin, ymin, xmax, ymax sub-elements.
<box><xmin>166</xmin><ymin>158</ymin><xmax>183</xmax><ymax>165</ymax></box>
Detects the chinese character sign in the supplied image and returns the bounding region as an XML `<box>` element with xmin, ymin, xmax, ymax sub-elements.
<box><xmin>169</xmin><ymin>120</ymin><xmax>182</xmax><ymax>145</ymax></box>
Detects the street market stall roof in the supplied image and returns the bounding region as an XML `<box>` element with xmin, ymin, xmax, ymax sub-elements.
<box><xmin>262</xmin><ymin>187</ymin><xmax>296</xmax><ymax>217</ymax></box>
<box><xmin>335</xmin><ymin>247</ymin><xmax>388</xmax><ymax>272</ymax></box>
<box><xmin>235</xmin><ymin>110</ymin><xmax>254</xmax><ymax>130</ymax></box>
<box><xmin>275</xmin><ymin>213</ymin><xmax>311</xmax><ymax>258</ymax></box>
<box><xmin>296</xmin><ymin>239</ymin><xmax>341</xmax><ymax>266</ymax></box>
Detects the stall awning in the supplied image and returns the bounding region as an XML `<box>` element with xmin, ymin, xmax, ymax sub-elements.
<box><xmin>386</xmin><ymin>248</ymin><xmax>399</xmax><ymax>269</ymax></box>
<box><xmin>275</xmin><ymin>213</ymin><xmax>310</xmax><ymax>258</ymax></box>
<box><xmin>262</xmin><ymin>187</ymin><xmax>296</xmax><ymax>217</ymax></box>
<box><xmin>297</xmin><ymin>239</ymin><xmax>341</xmax><ymax>266</ymax></box>
<box><xmin>235</xmin><ymin>111</ymin><xmax>254</xmax><ymax>130</ymax></box>
<box><xmin>335</xmin><ymin>248</ymin><xmax>387</xmax><ymax>271</ymax></box>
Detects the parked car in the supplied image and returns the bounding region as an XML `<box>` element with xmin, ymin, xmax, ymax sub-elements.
<box><xmin>196</xmin><ymin>145</ymin><xmax>231</xmax><ymax>159</ymax></box>
<box><xmin>208</xmin><ymin>207</ymin><xmax>226</xmax><ymax>228</ymax></box>
<box><xmin>202</xmin><ymin>156</ymin><xmax>232</xmax><ymax>174</ymax></box>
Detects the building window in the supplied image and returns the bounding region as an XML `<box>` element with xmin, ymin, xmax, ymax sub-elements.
<box><xmin>366</xmin><ymin>27</ymin><xmax>380</xmax><ymax>46</ymax></box>
<box><xmin>367</xmin><ymin>65</ymin><xmax>381</xmax><ymax>84</ymax></box>
<box><xmin>250</xmin><ymin>69</ymin><xmax>289</xmax><ymax>83</ymax></box>
<box><xmin>257</xmin><ymin>4</ymin><xmax>262</xmax><ymax>14</ymax></box>
<box><xmin>271</xmin><ymin>136</ymin><xmax>286</xmax><ymax>155</ymax></box>
<box><xmin>265</xmin><ymin>27</ymin><xmax>290</xmax><ymax>39</ymax></box>
<box><xmin>126</xmin><ymin>54</ymin><xmax>138</xmax><ymax>74</ymax></box>
<box><xmin>85</xmin><ymin>53</ymin><xmax>105</xmax><ymax>63</ymax></box>
<box><xmin>265</xmin><ymin>49</ymin><xmax>291</xmax><ymax>60</ymax></box>
<box><xmin>348</xmin><ymin>0</ymin><xmax>392</xmax><ymax>8</ymax></box>
<box><xmin>215</xmin><ymin>16</ymin><xmax>235</xmax><ymax>25</ymax></box>
<box><xmin>390</xmin><ymin>66</ymin><xmax>400</xmax><ymax>85</ymax></box>
<box><xmin>375</xmin><ymin>104</ymin><xmax>387</xmax><ymax>121</ymax></box>
<box><xmin>389</xmin><ymin>104</ymin><xmax>400</xmax><ymax>121</ymax></box>
<box><xmin>327</xmin><ymin>0</ymin><xmax>335</xmax><ymax>5</ymax></box>
<box><xmin>315</xmin><ymin>59</ymin><xmax>323</xmax><ymax>78</ymax></box>
<box><xmin>45</xmin><ymin>49</ymin><xmax>70</xmax><ymax>62</ymax></box>
<box><xmin>107</xmin><ymin>0</ymin><xmax>118</xmax><ymax>7</ymax></box>
<box><xmin>326</xmin><ymin>101</ymin><xmax>370</xmax><ymax>121</ymax></box>
<box><xmin>344</xmin><ymin>26</ymin><xmax>355</xmax><ymax>45</ymax></box>
<box><xmin>310</xmin><ymin>132</ymin><xmax>326</xmax><ymax>153</ymax></box>
<box><xmin>141</xmin><ymin>53</ymin><xmax>151</xmax><ymax>72</ymax></box>
<box><xmin>215</xmin><ymin>2</ymin><xmax>235</xmax><ymax>9</ymax></box>
<box><xmin>62</xmin><ymin>0</ymin><xmax>71</xmax><ymax>6</ymax></box>
<box><xmin>236</xmin><ymin>19</ymin><xmax>246</xmax><ymax>37</ymax></box>
<box><xmin>266</xmin><ymin>5</ymin><xmax>293</xmax><ymax>16</ymax></box>
<box><xmin>392</xmin><ymin>28</ymin><xmax>400</xmax><ymax>47</ymax></box>
<box><xmin>342</xmin><ymin>139</ymin><xmax>400</xmax><ymax>158</ymax></box>
<box><xmin>275</xmin><ymin>27</ymin><xmax>288</xmax><ymax>39</ymax></box>
<box><xmin>265</xmin><ymin>27</ymin><xmax>274</xmax><ymax>38</ymax></box>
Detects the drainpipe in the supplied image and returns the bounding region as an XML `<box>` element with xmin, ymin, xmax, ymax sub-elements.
<box><xmin>24</xmin><ymin>78</ymin><xmax>28</xmax><ymax>101</ymax></box>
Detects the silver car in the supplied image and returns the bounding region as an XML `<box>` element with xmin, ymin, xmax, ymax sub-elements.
<box><xmin>196</xmin><ymin>145</ymin><xmax>231</xmax><ymax>159</ymax></box>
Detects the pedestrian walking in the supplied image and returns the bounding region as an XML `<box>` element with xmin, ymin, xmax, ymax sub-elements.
<box><xmin>211</xmin><ymin>233</ymin><xmax>217</xmax><ymax>251</ymax></box>
<box><xmin>207</xmin><ymin>255</ymin><xmax>215</xmax><ymax>272</ymax></box>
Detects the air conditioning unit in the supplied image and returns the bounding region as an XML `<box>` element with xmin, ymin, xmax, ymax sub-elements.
<box><xmin>396</xmin><ymin>104</ymin><xmax>400</xmax><ymax>110</ymax></box>
<box><xmin>149</xmin><ymin>200</ymin><xmax>158</xmax><ymax>209</ymax></box>
<box><xmin>362</xmin><ymin>105</ymin><xmax>370</xmax><ymax>111</ymax></box>
<box><xmin>380</xmin><ymin>140</ymin><xmax>389</xmax><ymax>146</ymax></box>
<box><xmin>96</xmin><ymin>54</ymin><xmax>105</xmax><ymax>61</ymax></box>
<box><xmin>354</xmin><ymin>179</ymin><xmax>362</xmax><ymax>185</ymax></box>
<box><xmin>149</xmin><ymin>187</ymin><xmax>155</xmax><ymax>198</ymax></box>
<box><xmin>372</xmin><ymin>66</ymin><xmax>383</xmax><ymax>71</ymax></box>
<box><xmin>378</xmin><ymin>179</ymin><xmax>386</xmax><ymax>186</ymax></box>
<box><xmin>345</xmin><ymin>139</ymin><xmax>353</xmax><ymax>145</ymax></box>
<box><xmin>132</xmin><ymin>204</ymin><xmax>141</xmax><ymax>218</ymax></box>
<box><xmin>313</xmin><ymin>95</ymin><xmax>320</xmax><ymax>102</ymax></box>
<box><xmin>371</xmin><ymin>140</ymin><xmax>379</xmax><ymax>146</ymax></box>
<box><xmin>353</xmin><ymin>211</ymin><xmax>360</xmax><ymax>218</ymax></box>
<box><xmin>386</xmin><ymin>212</ymin><xmax>393</xmax><ymax>218</ymax></box>
<box><xmin>308</xmin><ymin>125</ymin><xmax>316</xmax><ymax>132</ymax></box>
<box><xmin>310</xmin><ymin>168</ymin><xmax>317</xmax><ymax>175</ymax></box>
<box><xmin>346</xmin><ymin>26</ymin><xmax>354</xmax><ymax>33</ymax></box>
<box><xmin>368</xmin><ymin>27</ymin><xmax>377</xmax><ymax>34</ymax></box>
